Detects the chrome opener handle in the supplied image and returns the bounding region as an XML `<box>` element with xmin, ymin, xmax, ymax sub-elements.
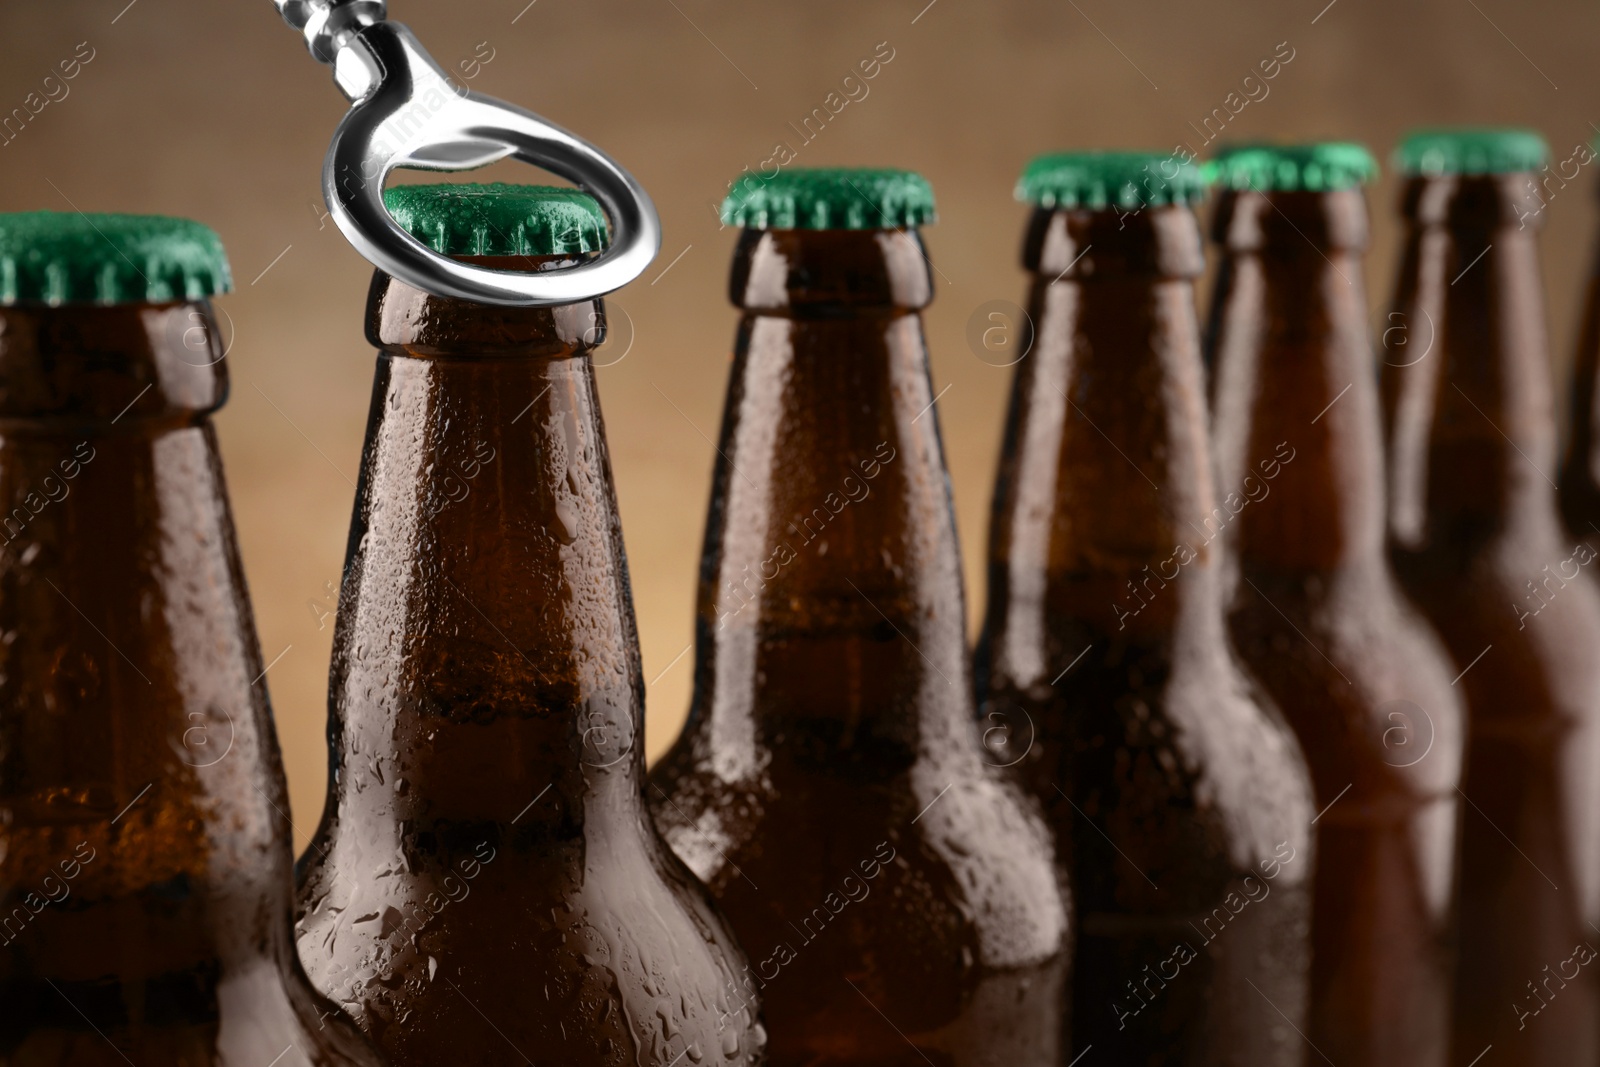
<box><xmin>275</xmin><ymin>0</ymin><xmax>661</xmax><ymax>306</ymax></box>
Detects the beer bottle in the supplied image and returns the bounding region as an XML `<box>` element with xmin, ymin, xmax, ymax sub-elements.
<box><xmin>293</xmin><ymin>184</ymin><xmax>765</xmax><ymax>1067</ymax></box>
<box><xmin>0</xmin><ymin>213</ymin><xmax>383</xmax><ymax>1067</ymax></box>
<box><xmin>1206</xmin><ymin>143</ymin><xmax>1464</xmax><ymax>1066</ymax></box>
<box><xmin>648</xmin><ymin>168</ymin><xmax>1071</xmax><ymax>1067</ymax></box>
<box><xmin>1382</xmin><ymin>129</ymin><xmax>1600</xmax><ymax>1066</ymax></box>
<box><xmin>1560</xmin><ymin>137</ymin><xmax>1600</xmax><ymax>545</ymax></box>
<box><xmin>975</xmin><ymin>151</ymin><xmax>1316</xmax><ymax>1066</ymax></box>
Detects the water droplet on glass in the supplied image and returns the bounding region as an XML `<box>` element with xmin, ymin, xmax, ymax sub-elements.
<box><xmin>551</xmin><ymin>499</ymin><xmax>579</xmax><ymax>545</ymax></box>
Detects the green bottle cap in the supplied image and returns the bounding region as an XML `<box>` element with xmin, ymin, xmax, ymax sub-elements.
<box><xmin>0</xmin><ymin>212</ymin><xmax>231</xmax><ymax>306</ymax></box>
<box><xmin>382</xmin><ymin>183</ymin><xmax>609</xmax><ymax>256</ymax></box>
<box><xmin>720</xmin><ymin>168</ymin><xmax>937</xmax><ymax>230</ymax></box>
<box><xmin>1204</xmin><ymin>142</ymin><xmax>1378</xmax><ymax>192</ymax></box>
<box><xmin>1017</xmin><ymin>151</ymin><xmax>1206</xmax><ymax>209</ymax></box>
<box><xmin>1396</xmin><ymin>128</ymin><xmax>1549</xmax><ymax>175</ymax></box>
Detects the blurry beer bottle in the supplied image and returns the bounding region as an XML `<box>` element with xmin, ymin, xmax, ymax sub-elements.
<box><xmin>648</xmin><ymin>168</ymin><xmax>1070</xmax><ymax>1067</ymax></box>
<box><xmin>1383</xmin><ymin>129</ymin><xmax>1600</xmax><ymax>1066</ymax></box>
<box><xmin>0</xmin><ymin>213</ymin><xmax>383</xmax><ymax>1067</ymax></box>
<box><xmin>1561</xmin><ymin>135</ymin><xmax>1600</xmax><ymax>545</ymax></box>
<box><xmin>294</xmin><ymin>185</ymin><xmax>765</xmax><ymax>1067</ymax></box>
<box><xmin>974</xmin><ymin>151</ymin><xmax>1316</xmax><ymax>1066</ymax></box>
<box><xmin>1206</xmin><ymin>144</ymin><xmax>1463</xmax><ymax>1067</ymax></box>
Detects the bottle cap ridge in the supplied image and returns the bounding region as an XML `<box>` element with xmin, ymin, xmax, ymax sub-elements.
<box><xmin>0</xmin><ymin>211</ymin><xmax>231</xmax><ymax>306</ymax></box>
<box><xmin>383</xmin><ymin>183</ymin><xmax>610</xmax><ymax>258</ymax></box>
<box><xmin>1396</xmin><ymin>128</ymin><xmax>1549</xmax><ymax>176</ymax></box>
<box><xmin>1017</xmin><ymin>150</ymin><xmax>1206</xmax><ymax>210</ymax></box>
<box><xmin>1205</xmin><ymin>142</ymin><xmax>1378</xmax><ymax>192</ymax></box>
<box><xmin>721</xmin><ymin>167</ymin><xmax>937</xmax><ymax>230</ymax></box>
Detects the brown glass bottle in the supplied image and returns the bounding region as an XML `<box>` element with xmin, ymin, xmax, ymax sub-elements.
<box><xmin>1207</xmin><ymin>153</ymin><xmax>1463</xmax><ymax>1067</ymax></box>
<box><xmin>648</xmin><ymin>171</ymin><xmax>1071</xmax><ymax>1067</ymax></box>
<box><xmin>975</xmin><ymin>157</ymin><xmax>1316</xmax><ymax>1067</ymax></box>
<box><xmin>1560</xmin><ymin>182</ymin><xmax>1600</xmax><ymax>545</ymax></box>
<box><xmin>1382</xmin><ymin>147</ymin><xmax>1600</xmax><ymax>1065</ymax></box>
<box><xmin>0</xmin><ymin>225</ymin><xmax>384</xmax><ymax>1065</ymax></box>
<box><xmin>293</xmin><ymin>239</ymin><xmax>765</xmax><ymax>1066</ymax></box>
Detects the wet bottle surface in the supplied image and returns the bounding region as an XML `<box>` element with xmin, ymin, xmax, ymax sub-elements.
<box><xmin>293</xmin><ymin>185</ymin><xmax>764</xmax><ymax>1067</ymax></box>
<box><xmin>1382</xmin><ymin>130</ymin><xmax>1600</xmax><ymax>1066</ymax></box>
<box><xmin>1206</xmin><ymin>145</ymin><xmax>1463</xmax><ymax>1067</ymax></box>
<box><xmin>648</xmin><ymin>169</ymin><xmax>1071</xmax><ymax>1067</ymax></box>
<box><xmin>975</xmin><ymin>153</ymin><xmax>1315</xmax><ymax>1067</ymax></box>
<box><xmin>0</xmin><ymin>213</ymin><xmax>384</xmax><ymax>1067</ymax></box>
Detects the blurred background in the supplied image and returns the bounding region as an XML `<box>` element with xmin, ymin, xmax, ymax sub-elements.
<box><xmin>3</xmin><ymin>0</ymin><xmax>1596</xmax><ymax>850</ymax></box>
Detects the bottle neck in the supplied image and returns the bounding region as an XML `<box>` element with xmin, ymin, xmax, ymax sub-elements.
<box><xmin>689</xmin><ymin>228</ymin><xmax>976</xmax><ymax>782</ymax></box>
<box><xmin>1209</xmin><ymin>187</ymin><xmax>1386</xmax><ymax>572</ymax></box>
<box><xmin>985</xmin><ymin>205</ymin><xmax>1218</xmax><ymax>674</ymax></box>
<box><xmin>0</xmin><ymin>301</ymin><xmax>294</xmax><ymax>966</ymax></box>
<box><xmin>1384</xmin><ymin>173</ymin><xmax>1560</xmax><ymax>549</ymax></box>
<box><xmin>327</xmin><ymin>260</ymin><xmax>642</xmax><ymax>840</ymax></box>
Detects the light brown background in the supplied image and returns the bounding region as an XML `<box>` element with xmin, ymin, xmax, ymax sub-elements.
<box><xmin>3</xmin><ymin>0</ymin><xmax>1596</xmax><ymax>850</ymax></box>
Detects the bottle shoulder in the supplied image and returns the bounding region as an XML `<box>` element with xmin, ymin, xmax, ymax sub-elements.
<box><xmin>647</xmin><ymin>756</ymin><xmax>1070</xmax><ymax>972</ymax></box>
<box><xmin>1392</xmin><ymin>535</ymin><xmax>1600</xmax><ymax>725</ymax></box>
<box><xmin>1226</xmin><ymin>562</ymin><xmax>1466</xmax><ymax>801</ymax></box>
<box><xmin>987</xmin><ymin>628</ymin><xmax>1315</xmax><ymax>878</ymax></box>
<box><xmin>295</xmin><ymin>827</ymin><xmax>764</xmax><ymax>1067</ymax></box>
<box><xmin>1229</xmin><ymin>559</ymin><xmax>1463</xmax><ymax>706</ymax></box>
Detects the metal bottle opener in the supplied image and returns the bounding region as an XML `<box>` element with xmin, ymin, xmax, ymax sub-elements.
<box><xmin>274</xmin><ymin>0</ymin><xmax>660</xmax><ymax>306</ymax></box>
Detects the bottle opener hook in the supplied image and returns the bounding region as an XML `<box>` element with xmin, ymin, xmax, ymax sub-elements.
<box><xmin>275</xmin><ymin>0</ymin><xmax>661</xmax><ymax>306</ymax></box>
